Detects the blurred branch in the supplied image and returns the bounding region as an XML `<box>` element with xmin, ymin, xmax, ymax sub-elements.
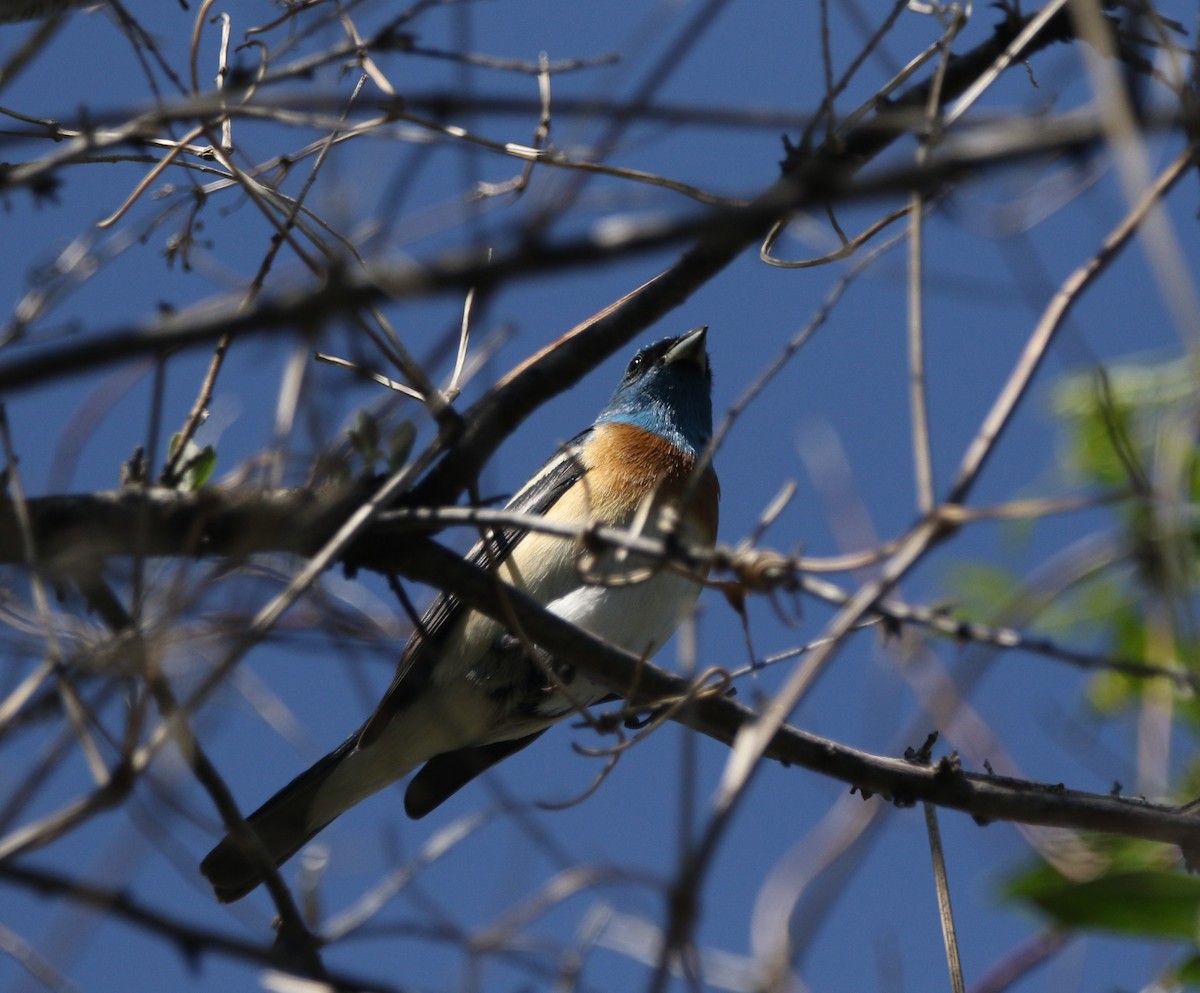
<box><xmin>0</xmin><ymin>861</ymin><xmax>406</xmax><ymax>993</ymax></box>
<box><xmin>0</xmin><ymin>486</ymin><xmax>366</xmax><ymax>567</ymax></box>
<box><xmin>0</xmin><ymin>4</ymin><xmax>1166</xmax><ymax>476</ymax></box>
<box><xmin>0</xmin><ymin>0</ymin><xmax>84</xmax><ymax>25</ymax></box>
<box><xmin>379</xmin><ymin>537</ymin><xmax>1200</xmax><ymax>860</ymax></box>
<box><xmin>1</xmin><ymin>486</ymin><xmax>1190</xmax><ymax>688</ymax></box>
<box><xmin>3</xmin><ymin>487</ymin><xmax>1200</xmax><ymax>856</ymax></box>
<box><xmin>1</xmin><ymin>0</ymin><xmax>1196</xmax><ymax>988</ymax></box>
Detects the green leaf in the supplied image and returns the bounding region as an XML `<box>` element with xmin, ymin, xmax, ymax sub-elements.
<box><xmin>1086</xmin><ymin>669</ymin><xmax>1140</xmax><ymax>715</ymax></box>
<box><xmin>165</xmin><ymin>433</ymin><xmax>216</xmax><ymax>491</ymax></box>
<box><xmin>386</xmin><ymin>420</ymin><xmax>415</xmax><ymax>471</ymax></box>
<box><xmin>1009</xmin><ymin>866</ymin><xmax>1200</xmax><ymax>940</ymax></box>
<box><xmin>1176</xmin><ymin>953</ymin><xmax>1200</xmax><ymax>986</ymax></box>
<box><xmin>939</xmin><ymin>562</ymin><xmax>1019</xmax><ymax>620</ymax></box>
<box><xmin>181</xmin><ymin>444</ymin><xmax>216</xmax><ymax>490</ymax></box>
<box><xmin>356</xmin><ymin>409</ymin><xmax>379</xmax><ymax>451</ymax></box>
<box><xmin>1051</xmin><ymin>359</ymin><xmax>1200</xmax><ymax>492</ymax></box>
<box><xmin>347</xmin><ymin>410</ymin><xmax>382</xmax><ymax>471</ymax></box>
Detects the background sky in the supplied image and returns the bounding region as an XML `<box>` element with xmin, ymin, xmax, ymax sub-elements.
<box><xmin>1</xmin><ymin>2</ymin><xmax>1199</xmax><ymax>992</ymax></box>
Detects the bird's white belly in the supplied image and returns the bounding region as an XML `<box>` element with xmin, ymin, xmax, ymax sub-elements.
<box><xmin>551</xmin><ymin>569</ymin><xmax>697</xmax><ymax>659</ymax></box>
<box><xmin>534</xmin><ymin>564</ymin><xmax>701</xmax><ymax>715</ymax></box>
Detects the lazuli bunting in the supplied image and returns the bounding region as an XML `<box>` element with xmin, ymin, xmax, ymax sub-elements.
<box><xmin>201</xmin><ymin>326</ymin><xmax>718</xmax><ymax>902</ymax></box>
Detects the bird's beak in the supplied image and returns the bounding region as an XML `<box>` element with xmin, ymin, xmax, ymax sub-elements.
<box><xmin>664</xmin><ymin>325</ymin><xmax>709</xmax><ymax>372</ymax></box>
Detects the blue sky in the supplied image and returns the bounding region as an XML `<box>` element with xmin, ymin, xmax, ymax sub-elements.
<box><xmin>1</xmin><ymin>2</ymin><xmax>1198</xmax><ymax>992</ymax></box>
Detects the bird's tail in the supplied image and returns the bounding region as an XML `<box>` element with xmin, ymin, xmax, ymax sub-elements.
<box><xmin>201</xmin><ymin>734</ymin><xmax>365</xmax><ymax>903</ymax></box>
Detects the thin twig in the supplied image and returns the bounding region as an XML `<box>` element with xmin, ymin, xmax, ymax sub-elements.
<box><xmin>924</xmin><ymin>801</ymin><xmax>967</xmax><ymax>993</ymax></box>
<box><xmin>709</xmin><ymin>139</ymin><xmax>1200</xmax><ymax>861</ymax></box>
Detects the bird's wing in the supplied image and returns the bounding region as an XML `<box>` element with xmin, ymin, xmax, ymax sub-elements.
<box><xmin>402</xmin><ymin>730</ymin><xmax>548</xmax><ymax>819</ymax></box>
<box><xmin>357</xmin><ymin>428</ymin><xmax>592</xmax><ymax>747</ymax></box>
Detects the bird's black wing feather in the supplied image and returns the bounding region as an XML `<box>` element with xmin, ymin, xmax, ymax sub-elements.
<box><xmin>358</xmin><ymin>429</ymin><xmax>591</xmax><ymax>747</ymax></box>
<box><xmin>403</xmin><ymin>730</ymin><xmax>548</xmax><ymax>819</ymax></box>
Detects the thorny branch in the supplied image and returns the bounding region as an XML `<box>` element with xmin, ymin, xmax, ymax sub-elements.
<box><xmin>0</xmin><ymin>1</ymin><xmax>1196</xmax><ymax>987</ymax></box>
<box><xmin>1</xmin><ymin>488</ymin><xmax>1198</xmax><ymax>859</ymax></box>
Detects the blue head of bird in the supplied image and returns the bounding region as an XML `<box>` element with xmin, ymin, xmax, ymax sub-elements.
<box><xmin>595</xmin><ymin>326</ymin><xmax>713</xmax><ymax>457</ymax></box>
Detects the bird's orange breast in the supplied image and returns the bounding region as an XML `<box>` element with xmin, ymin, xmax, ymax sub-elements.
<box><xmin>573</xmin><ymin>421</ymin><xmax>719</xmax><ymax>542</ymax></box>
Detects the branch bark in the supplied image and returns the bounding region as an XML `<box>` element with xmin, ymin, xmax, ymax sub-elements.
<box><xmin>5</xmin><ymin>486</ymin><xmax>1199</xmax><ymax>862</ymax></box>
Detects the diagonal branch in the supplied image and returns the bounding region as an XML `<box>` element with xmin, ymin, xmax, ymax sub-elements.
<box><xmin>2</xmin><ymin>485</ymin><xmax>1198</xmax><ymax>859</ymax></box>
<box><xmin>381</xmin><ymin>537</ymin><xmax>1200</xmax><ymax>860</ymax></box>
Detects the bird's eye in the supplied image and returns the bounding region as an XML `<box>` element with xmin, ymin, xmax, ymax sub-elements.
<box><xmin>626</xmin><ymin>354</ymin><xmax>644</xmax><ymax>376</ymax></box>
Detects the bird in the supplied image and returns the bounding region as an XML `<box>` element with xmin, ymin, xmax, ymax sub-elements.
<box><xmin>200</xmin><ymin>326</ymin><xmax>719</xmax><ymax>902</ymax></box>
